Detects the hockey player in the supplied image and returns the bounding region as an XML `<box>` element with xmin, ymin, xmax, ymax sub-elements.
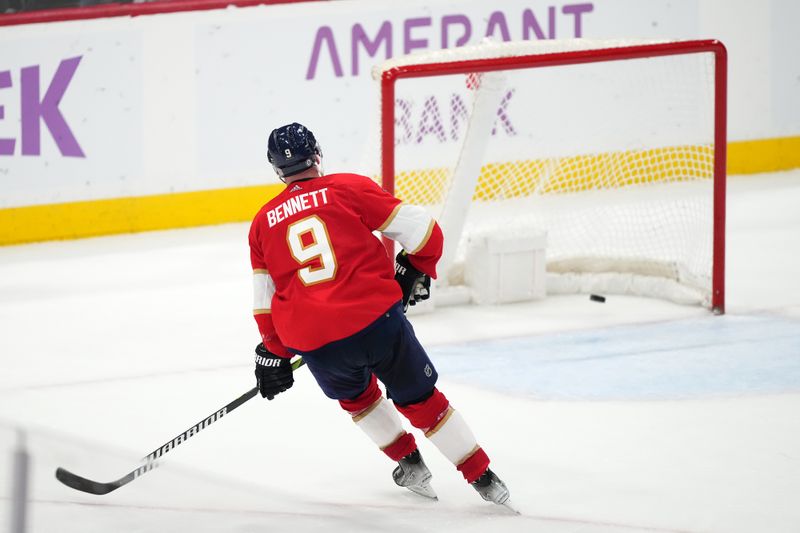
<box><xmin>248</xmin><ymin>122</ymin><xmax>514</xmax><ymax>510</ymax></box>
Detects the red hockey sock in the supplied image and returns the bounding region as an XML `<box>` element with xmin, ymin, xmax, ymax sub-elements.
<box><xmin>396</xmin><ymin>388</ymin><xmax>492</xmax><ymax>484</ymax></box>
<box><xmin>382</xmin><ymin>432</ymin><xmax>417</xmax><ymax>461</ymax></box>
<box><xmin>394</xmin><ymin>388</ymin><xmax>449</xmax><ymax>431</ymax></box>
<box><xmin>457</xmin><ymin>447</ymin><xmax>490</xmax><ymax>483</ymax></box>
<box><xmin>338</xmin><ymin>374</ymin><xmax>418</xmax><ymax>461</ymax></box>
<box><xmin>338</xmin><ymin>374</ymin><xmax>381</xmax><ymax>416</ymax></box>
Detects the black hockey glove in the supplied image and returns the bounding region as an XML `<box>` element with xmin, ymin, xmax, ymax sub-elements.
<box><xmin>254</xmin><ymin>343</ymin><xmax>294</xmax><ymax>400</ymax></box>
<box><xmin>394</xmin><ymin>251</ymin><xmax>431</xmax><ymax>312</ymax></box>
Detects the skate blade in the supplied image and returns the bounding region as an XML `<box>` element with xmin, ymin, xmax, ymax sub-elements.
<box><xmin>499</xmin><ymin>498</ymin><xmax>521</xmax><ymax>515</ymax></box>
<box><xmin>406</xmin><ymin>482</ymin><xmax>438</xmax><ymax>500</ymax></box>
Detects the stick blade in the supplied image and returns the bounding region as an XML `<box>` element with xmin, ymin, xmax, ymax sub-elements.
<box><xmin>55</xmin><ymin>467</ymin><xmax>122</xmax><ymax>495</ymax></box>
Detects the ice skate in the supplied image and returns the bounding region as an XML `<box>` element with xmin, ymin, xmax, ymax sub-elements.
<box><xmin>392</xmin><ymin>449</ymin><xmax>438</xmax><ymax>500</ymax></box>
<box><xmin>471</xmin><ymin>469</ymin><xmax>519</xmax><ymax>514</ymax></box>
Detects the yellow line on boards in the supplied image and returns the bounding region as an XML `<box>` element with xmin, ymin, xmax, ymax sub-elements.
<box><xmin>727</xmin><ymin>136</ymin><xmax>800</xmax><ymax>175</ymax></box>
<box><xmin>0</xmin><ymin>184</ymin><xmax>284</xmax><ymax>246</ymax></box>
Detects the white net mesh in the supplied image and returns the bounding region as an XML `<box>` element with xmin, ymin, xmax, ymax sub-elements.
<box><xmin>375</xmin><ymin>39</ymin><xmax>720</xmax><ymax>307</ymax></box>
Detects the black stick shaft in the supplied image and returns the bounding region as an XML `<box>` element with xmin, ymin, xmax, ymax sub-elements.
<box><xmin>56</xmin><ymin>358</ymin><xmax>304</xmax><ymax>495</ymax></box>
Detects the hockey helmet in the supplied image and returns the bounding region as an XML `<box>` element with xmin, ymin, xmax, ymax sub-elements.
<box><xmin>267</xmin><ymin>123</ymin><xmax>323</xmax><ymax>179</ymax></box>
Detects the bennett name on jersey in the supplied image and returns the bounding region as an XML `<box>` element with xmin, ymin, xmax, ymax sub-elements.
<box><xmin>265</xmin><ymin>187</ymin><xmax>330</xmax><ymax>228</ymax></box>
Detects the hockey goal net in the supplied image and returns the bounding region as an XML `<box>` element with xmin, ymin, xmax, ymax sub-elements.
<box><xmin>374</xmin><ymin>39</ymin><xmax>727</xmax><ymax>313</ymax></box>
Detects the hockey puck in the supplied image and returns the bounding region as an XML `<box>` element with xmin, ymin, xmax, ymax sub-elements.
<box><xmin>590</xmin><ymin>294</ymin><xmax>606</xmax><ymax>303</ymax></box>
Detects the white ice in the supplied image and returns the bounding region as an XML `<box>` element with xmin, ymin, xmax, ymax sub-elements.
<box><xmin>1</xmin><ymin>171</ymin><xmax>799</xmax><ymax>533</ymax></box>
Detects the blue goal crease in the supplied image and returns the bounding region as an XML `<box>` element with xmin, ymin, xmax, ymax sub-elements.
<box><xmin>428</xmin><ymin>315</ymin><xmax>800</xmax><ymax>401</ymax></box>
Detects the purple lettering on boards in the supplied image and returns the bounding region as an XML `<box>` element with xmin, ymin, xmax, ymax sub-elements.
<box><xmin>0</xmin><ymin>70</ymin><xmax>14</xmax><ymax>156</ymax></box>
<box><xmin>21</xmin><ymin>56</ymin><xmax>84</xmax><ymax>157</ymax></box>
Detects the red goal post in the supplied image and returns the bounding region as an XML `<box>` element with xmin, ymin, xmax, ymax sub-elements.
<box><xmin>376</xmin><ymin>39</ymin><xmax>727</xmax><ymax>313</ymax></box>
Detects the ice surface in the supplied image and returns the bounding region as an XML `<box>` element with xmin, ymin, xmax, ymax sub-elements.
<box><xmin>1</xmin><ymin>171</ymin><xmax>799</xmax><ymax>532</ymax></box>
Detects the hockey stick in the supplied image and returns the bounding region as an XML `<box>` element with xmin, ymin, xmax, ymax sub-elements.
<box><xmin>55</xmin><ymin>357</ymin><xmax>305</xmax><ymax>495</ymax></box>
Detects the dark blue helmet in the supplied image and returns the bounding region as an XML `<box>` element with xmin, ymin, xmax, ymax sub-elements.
<box><xmin>267</xmin><ymin>123</ymin><xmax>322</xmax><ymax>179</ymax></box>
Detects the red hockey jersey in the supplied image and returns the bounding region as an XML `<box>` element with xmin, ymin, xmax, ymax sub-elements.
<box><xmin>249</xmin><ymin>173</ymin><xmax>443</xmax><ymax>356</ymax></box>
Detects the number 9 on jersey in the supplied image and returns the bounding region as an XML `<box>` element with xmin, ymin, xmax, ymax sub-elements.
<box><xmin>287</xmin><ymin>215</ymin><xmax>338</xmax><ymax>285</ymax></box>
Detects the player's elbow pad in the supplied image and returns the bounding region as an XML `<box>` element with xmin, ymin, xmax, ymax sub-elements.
<box><xmin>381</xmin><ymin>204</ymin><xmax>437</xmax><ymax>255</ymax></box>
